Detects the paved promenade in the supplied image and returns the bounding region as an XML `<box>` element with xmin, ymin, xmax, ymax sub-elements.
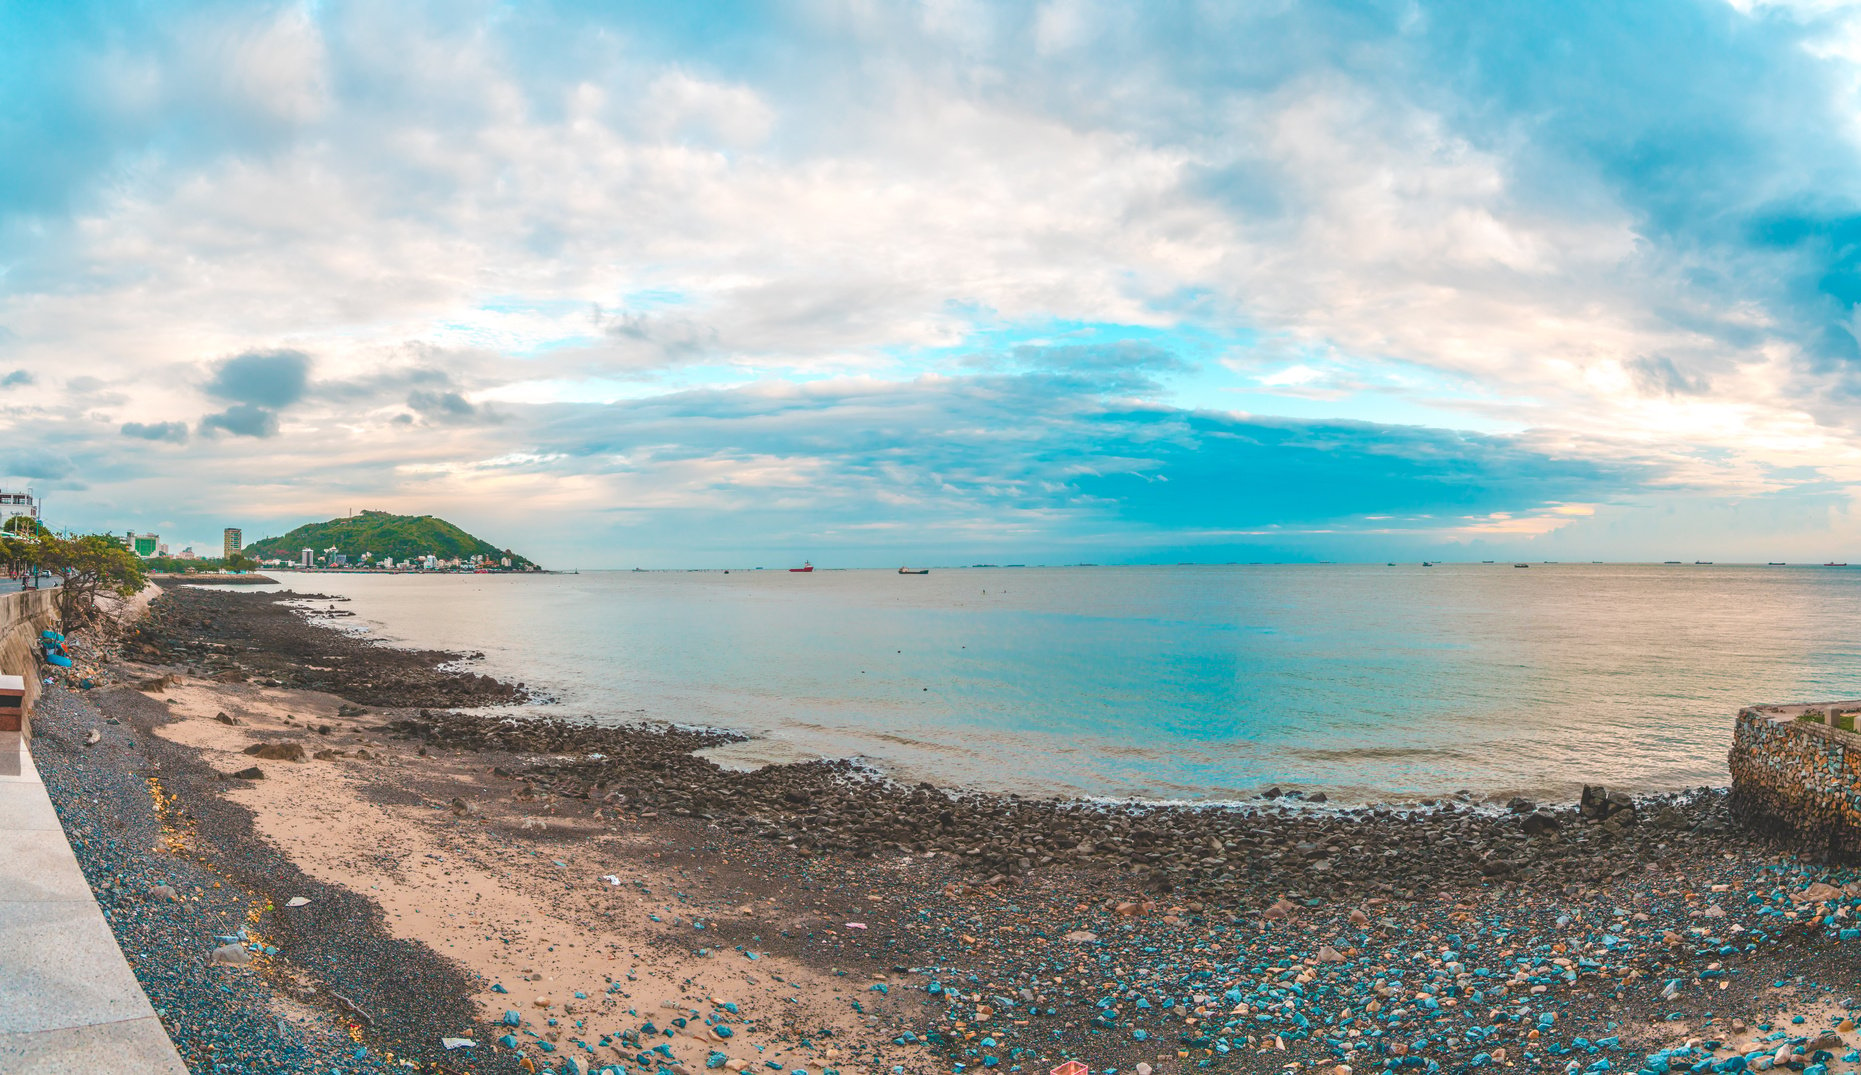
<box><xmin>0</xmin><ymin>734</ymin><xmax>187</xmax><ymax>1072</ymax></box>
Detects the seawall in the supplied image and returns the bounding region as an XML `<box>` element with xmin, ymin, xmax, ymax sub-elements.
<box><xmin>2</xmin><ymin>589</ymin><xmax>57</xmax><ymax>736</ymax></box>
<box><xmin>0</xmin><ymin>586</ymin><xmax>188</xmax><ymax>1070</ymax></box>
<box><xmin>1728</xmin><ymin>700</ymin><xmax>1861</xmax><ymax>859</ymax></box>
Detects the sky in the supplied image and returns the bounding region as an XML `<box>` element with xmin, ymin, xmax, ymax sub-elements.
<box><xmin>8</xmin><ymin>1</ymin><xmax>1861</xmax><ymax>567</ymax></box>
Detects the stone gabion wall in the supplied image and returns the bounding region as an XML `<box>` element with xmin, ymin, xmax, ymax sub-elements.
<box><xmin>1728</xmin><ymin>703</ymin><xmax>1861</xmax><ymax>860</ymax></box>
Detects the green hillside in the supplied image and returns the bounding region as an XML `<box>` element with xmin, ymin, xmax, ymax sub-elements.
<box><xmin>243</xmin><ymin>511</ymin><xmax>535</xmax><ymax>568</ymax></box>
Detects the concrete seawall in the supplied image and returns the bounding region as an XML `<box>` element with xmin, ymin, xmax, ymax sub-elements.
<box><xmin>0</xmin><ymin>588</ymin><xmax>188</xmax><ymax>1071</ymax></box>
<box><xmin>0</xmin><ymin>588</ymin><xmax>58</xmax><ymax>745</ymax></box>
<box><xmin>1728</xmin><ymin>700</ymin><xmax>1861</xmax><ymax>859</ymax></box>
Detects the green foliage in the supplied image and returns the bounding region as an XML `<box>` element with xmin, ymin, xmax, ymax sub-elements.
<box><xmin>141</xmin><ymin>556</ymin><xmax>236</xmax><ymax>574</ymax></box>
<box><xmin>2</xmin><ymin>515</ymin><xmax>49</xmax><ymax>538</ymax></box>
<box><xmin>242</xmin><ymin>510</ymin><xmax>533</xmax><ymax>568</ymax></box>
<box><xmin>43</xmin><ymin>533</ymin><xmax>148</xmax><ymax>632</ymax></box>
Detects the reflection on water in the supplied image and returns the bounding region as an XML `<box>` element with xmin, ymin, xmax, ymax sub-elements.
<box><xmin>251</xmin><ymin>564</ymin><xmax>1861</xmax><ymax>802</ymax></box>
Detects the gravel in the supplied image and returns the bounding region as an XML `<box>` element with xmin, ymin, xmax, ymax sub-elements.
<box><xmin>31</xmin><ymin>685</ymin><xmax>482</xmax><ymax>1074</ymax></box>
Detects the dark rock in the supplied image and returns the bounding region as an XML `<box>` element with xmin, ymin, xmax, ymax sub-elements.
<box><xmin>1522</xmin><ymin>811</ymin><xmax>1562</xmax><ymax>836</ymax></box>
<box><xmin>243</xmin><ymin>742</ymin><xmax>306</xmax><ymax>762</ymax></box>
<box><xmin>229</xmin><ymin>766</ymin><xmax>265</xmax><ymax>780</ymax></box>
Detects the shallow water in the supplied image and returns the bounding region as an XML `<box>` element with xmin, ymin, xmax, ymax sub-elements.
<box><xmin>257</xmin><ymin>563</ymin><xmax>1861</xmax><ymax>802</ymax></box>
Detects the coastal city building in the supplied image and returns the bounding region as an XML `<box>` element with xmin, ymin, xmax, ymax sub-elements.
<box><xmin>222</xmin><ymin>528</ymin><xmax>241</xmax><ymax>559</ymax></box>
<box><xmin>124</xmin><ymin>532</ymin><xmax>158</xmax><ymax>558</ymax></box>
<box><xmin>300</xmin><ymin>548</ymin><xmax>313</xmax><ymax>567</ymax></box>
<box><xmin>0</xmin><ymin>489</ymin><xmax>39</xmax><ymax>532</ymax></box>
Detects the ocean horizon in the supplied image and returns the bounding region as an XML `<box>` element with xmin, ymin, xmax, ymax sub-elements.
<box><xmin>241</xmin><ymin>561</ymin><xmax>1861</xmax><ymax>804</ymax></box>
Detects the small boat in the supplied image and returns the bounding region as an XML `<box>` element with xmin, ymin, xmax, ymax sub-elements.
<box><xmin>1769</xmin><ymin>562</ymin><xmax>1786</xmax><ymax>566</ymax></box>
<box><xmin>1513</xmin><ymin>563</ymin><xmax>1529</xmax><ymax>568</ymax></box>
<box><xmin>898</xmin><ymin>567</ymin><xmax>929</xmax><ymax>575</ymax></box>
<box><xmin>1421</xmin><ymin>561</ymin><xmax>1434</xmax><ymax>567</ymax></box>
<box><xmin>790</xmin><ymin>561</ymin><xmax>814</xmax><ymax>572</ymax></box>
<box><xmin>1695</xmin><ymin>561</ymin><xmax>1713</xmax><ymax>565</ymax></box>
<box><xmin>1827</xmin><ymin>562</ymin><xmax>1849</xmax><ymax>567</ymax></box>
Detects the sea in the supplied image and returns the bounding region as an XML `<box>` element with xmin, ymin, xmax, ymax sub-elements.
<box><xmin>246</xmin><ymin>563</ymin><xmax>1861</xmax><ymax>804</ymax></box>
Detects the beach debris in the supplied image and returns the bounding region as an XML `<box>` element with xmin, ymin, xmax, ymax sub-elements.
<box><xmin>844</xmin><ymin>921</ymin><xmax>867</xmax><ymax>929</ymax></box>
<box><xmin>84</xmin><ymin>728</ymin><xmax>99</xmax><ymax>745</ymax></box>
<box><xmin>440</xmin><ymin>1037</ymin><xmax>475</xmax><ymax>1050</ymax></box>
<box><xmin>210</xmin><ymin>943</ymin><xmax>254</xmax><ymax>966</ymax></box>
<box><xmin>1062</xmin><ymin>930</ymin><xmax>1098</xmax><ymax>943</ymax></box>
<box><xmin>285</xmin><ymin>896</ymin><xmax>310</xmax><ymax>907</ymax></box>
<box><xmin>602</xmin><ymin>874</ymin><xmax>623</xmax><ymax>885</ymax></box>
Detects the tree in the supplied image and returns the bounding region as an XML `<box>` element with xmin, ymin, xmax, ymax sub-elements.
<box><xmin>42</xmin><ymin>534</ymin><xmax>147</xmax><ymax>632</ymax></box>
<box><xmin>224</xmin><ymin>551</ymin><xmax>258</xmax><ymax>573</ymax></box>
<box><xmin>0</xmin><ymin>533</ymin><xmax>40</xmax><ymax>580</ymax></box>
<box><xmin>2</xmin><ymin>515</ymin><xmax>49</xmax><ymax>538</ymax></box>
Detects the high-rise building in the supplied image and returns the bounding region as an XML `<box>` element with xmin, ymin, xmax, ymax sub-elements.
<box><xmin>126</xmin><ymin>532</ymin><xmax>158</xmax><ymax>557</ymax></box>
<box><xmin>222</xmin><ymin>528</ymin><xmax>242</xmax><ymax>560</ymax></box>
<box><xmin>300</xmin><ymin>548</ymin><xmax>314</xmax><ymax>567</ymax></box>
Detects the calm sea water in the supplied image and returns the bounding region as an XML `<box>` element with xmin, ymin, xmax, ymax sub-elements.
<box><xmin>251</xmin><ymin>564</ymin><xmax>1861</xmax><ymax>803</ymax></box>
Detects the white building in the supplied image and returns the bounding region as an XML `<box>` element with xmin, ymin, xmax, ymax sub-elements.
<box><xmin>300</xmin><ymin>548</ymin><xmax>314</xmax><ymax>567</ymax></box>
<box><xmin>0</xmin><ymin>489</ymin><xmax>39</xmax><ymax>532</ymax></box>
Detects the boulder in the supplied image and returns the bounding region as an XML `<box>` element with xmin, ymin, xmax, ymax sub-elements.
<box><xmin>1521</xmin><ymin>811</ymin><xmax>1561</xmax><ymax>836</ymax></box>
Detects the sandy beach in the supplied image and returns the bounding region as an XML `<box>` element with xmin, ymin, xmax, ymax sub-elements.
<box><xmin>33</xmin><ymin>582</ymin><xmax>1861</xmax><ymax>1075</ymax></box>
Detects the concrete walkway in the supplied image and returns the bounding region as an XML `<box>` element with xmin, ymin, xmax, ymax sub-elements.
<box><xmin>0</xmin><ymin>734</ymin><xmax>188</xmax><ymax>1072</ymax></box>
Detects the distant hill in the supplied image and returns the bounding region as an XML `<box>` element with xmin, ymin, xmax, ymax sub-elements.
<box><xmin>243</xmin><ymin>511</ymin><xmax>535</xmax><ymax>568</ymax></box>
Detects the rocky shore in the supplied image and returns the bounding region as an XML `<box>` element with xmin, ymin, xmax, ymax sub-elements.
<box><xmin>42</xmin><ymin>583</ymin><xmax>1861</xmax><ymax>1074</ymax></box>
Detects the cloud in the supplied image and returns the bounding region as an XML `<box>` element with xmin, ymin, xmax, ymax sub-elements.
<box><xmin>1626</xmin><ymin>355</ymin><xmax>1712</xmax><ymax>397</ymax></box>
<box><xmin>121</xmin><ymin>420</ymin><xmax>189</xmax><ymax>443</ymax></box>
<box><xmin>199</xmin><ymin>403</ymin><xmax>279</xmax><ymax>438</ymax></box>
<box><xmin>205</xmin><ymin>349</ymin><xmax>310</xmax><ymax>408</ymax></box>
<box><xmin>406</xmin><ymin>389</ymin><xmax>497</xmax><ymax>425</ymax></box>
<box><xmin>6</xmin><ymin>2</ymin><xmax>1861</xmax><ymax>562</ymax></box>
<box><xmin>0</xmin><ymin>369</ymin><xmax>33</xmax><ymax>387</ymax></box>
<box><xmin>511</xmin><ymin>371</ymin><xmax>1652</xmax><ymax>538</ymax></box>
<box><xmin>0</xmin><ymin>448</ymin><xmax>74</xmax><ymax>480</ymax></box>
